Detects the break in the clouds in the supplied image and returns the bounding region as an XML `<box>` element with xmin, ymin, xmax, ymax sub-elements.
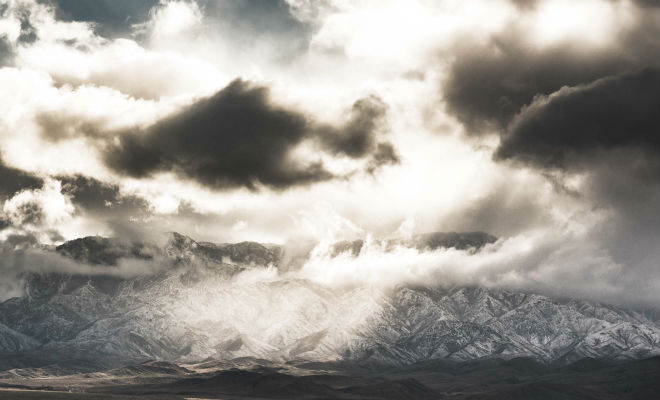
<box><xmin>0</xmin><ymin>0</ymin><xmax>658</xmax><ymax>307</ymax></box>
<box><xmin>46</xmin><ymin>0</ymin><xmax>159</xmax><ymax>37</ymax></box>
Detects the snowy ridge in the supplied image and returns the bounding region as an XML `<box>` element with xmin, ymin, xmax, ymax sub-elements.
<box><xmin>0</xmin><ymin>232</ymin><xmax>658</xmax><ymax>369</ymax></box>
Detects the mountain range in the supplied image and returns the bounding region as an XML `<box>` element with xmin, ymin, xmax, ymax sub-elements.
<box><xmin>0</xmin><ymin>231</ymin><xmax>658</xmax><ymax>374</ymax></box>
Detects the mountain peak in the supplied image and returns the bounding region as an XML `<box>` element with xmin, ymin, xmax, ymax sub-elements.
<box><xmin>412</xmin><ymin>231</ymin><xmax>497</xmax><ymax>251</ymax></box>
<box><xmin>55</xmin><ymin>236</ymin><xmax>156</xmax><ymax>266</ymax></box>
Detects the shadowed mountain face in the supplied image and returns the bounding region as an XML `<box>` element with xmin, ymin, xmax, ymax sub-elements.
<box><xmin>55</xmin><ymin>236</ymin><xmax>158</xmax><ymax>266</ymax></box>
<box><xmin>166</xmin><ymin>231</ymin><xmax>282</xmax><ymax>266</ymax></box>
<box><xmin>0</xmin><ymin>232</ymin><xmax>658</xmax><ymax>398</ymax></box>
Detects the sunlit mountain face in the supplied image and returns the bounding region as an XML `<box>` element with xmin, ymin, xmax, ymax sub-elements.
<box><xmin>0</xmin><ymin>0</ymin><xmax>659</xmax><ymax>398</ymax></box>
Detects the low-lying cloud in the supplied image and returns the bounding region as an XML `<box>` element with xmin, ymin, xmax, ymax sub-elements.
<box><xmin>0</xmin><ymin>236</ymin><xmax>169</xmax><ymax>301</ymax></box>
<box><xmin>295</xmin><ymin>228</ymin><xmax>643</xmax><ymax>306</ymax></box>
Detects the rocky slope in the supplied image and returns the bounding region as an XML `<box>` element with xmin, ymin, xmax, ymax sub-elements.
<box><xmin>0</xmin><ymin>232</ymin><xmax>658</xmax><ymax>371</ymax></box>
<box><xmin>0</xmin><ymin>323</ymin><xmax>40</xmax><ymax>352</ymax></box>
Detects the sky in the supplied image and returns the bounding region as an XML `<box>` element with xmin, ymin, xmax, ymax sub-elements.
<box><xmin>0</xmin><ymin>0</ymin><xmax>658</xmax><ymax>307</ymax></box>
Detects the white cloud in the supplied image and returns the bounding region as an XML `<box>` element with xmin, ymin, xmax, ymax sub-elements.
<box><xmin>0</xmin><ymin>0</ymin><xmax>656</xmax><ymax>307</ymax></box>
<box><xmin>16</xmin><ymin>35</ymin><xmax>225</xmax><ymax>100</ymax></box>
<box><xmin>528</xmin><ymin>0</ymin><xmax>635</xmax><ymax>47</ymax></box>
<box><xmin>296</xmin><ymin>225</ymin><xmax>637</xmax><ymax>304</ymax></box>
<box><xmin>140</xmin><ymin>0</ymin><xmax>204</xmax><ymax>43</ymax></box>
<box><xmin>0</xmin><ymin>66</ymin><xmax>184</xmax><ymax>178</ymax></box>
<box><xmin>1</xmin><ymin>178</ymin><xmax>74</xmax><ymax>242</ymax></box>
<box><xmin>0</xmin><ymin>12</ymin><xmax>21</xmax><ymax>42</ymax></box>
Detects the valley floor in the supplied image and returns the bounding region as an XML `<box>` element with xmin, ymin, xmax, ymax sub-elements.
<box><xmin>0</xmin><ymin>389</ymin><xmax>193</xmax><ymax>400</ymax></box>
<box><xmin>0</xmin><ymin>356</ymin><xmax>657</xmax><ymax>400</ymax></box>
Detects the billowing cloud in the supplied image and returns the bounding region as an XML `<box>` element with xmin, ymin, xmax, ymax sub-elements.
<box><xmin>298</xmin><ymin>229</ymin><xmax>645</xmax><ymax>305</ymax></box>
<box><xmin>0</xmin><ymin>177</ymin><xmax>79</xmax><ymax>244</ymax></box>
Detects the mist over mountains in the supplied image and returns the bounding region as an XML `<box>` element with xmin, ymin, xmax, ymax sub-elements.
<box><xmin>1</xmin><ymin>231</ymin><xmax>658</xmax><ymax>373</ymax></box>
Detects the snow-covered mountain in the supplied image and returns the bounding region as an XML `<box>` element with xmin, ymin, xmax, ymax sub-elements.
<box><xmin>0</xmin><ymin>232</ymin><xmax>658</xmax><ymax>370</ymax></box>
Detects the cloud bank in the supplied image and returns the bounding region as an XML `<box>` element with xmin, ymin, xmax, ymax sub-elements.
<box><xmin>0</xmin><ymin>0</ymin><xmax>658</xmax><ymax>308</ymax></box>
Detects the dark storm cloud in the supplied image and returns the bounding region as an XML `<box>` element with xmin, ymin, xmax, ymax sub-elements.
<box><xmin>443</xmin><ymin>18</ymin><xmax>659</xmax><ymax>134</ymax></box>
<box><xmin>0</xmin><ymin>158</ymin><xmax>43</xmax><ymax>200</ymax></box>
<box><xmin>496</xmin><ymin>68</ymin><xmax>660</xmax><ymax>167</ymax></box>
<box><xmin>59</xmin><ymin>175</ymin><xmax>150</xmax><ymax>215</ymax></box>
<box><xmin>485</xmin><ymin>67</ymin><xmax>660</xmax><ymax>304</ymax></box>
<box><xmin>43</xmin><ymin>0</ymin><xmax>158</xmax><ymax>38</ymax></box>
<box><xmin>58</xmin><ymin>175</ymin><xmax>154</xmax><ymax>241</ymax></box>
<box><xmin>438</xmin><ymin>2</ymin><xmax>660</xmax><ymax>303</ymax></box>
<box><xmin>104</xmin><ymin>80</ymin><xmax>331</xmax><ymax>189</ymax></box>
<box><xmin>444</xmin><ymin>44</ymin><xmax>626</xmax><ymax>133</ymax></box>
<box><xmin>104</xmin><ymin>79</ymin><xmax>394</xmax><ymax>190</ymax></box>
<box><xmin>318</xmin><ymin>95</ymin><xmax>387</xmax><ymax>157</ymax></box>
